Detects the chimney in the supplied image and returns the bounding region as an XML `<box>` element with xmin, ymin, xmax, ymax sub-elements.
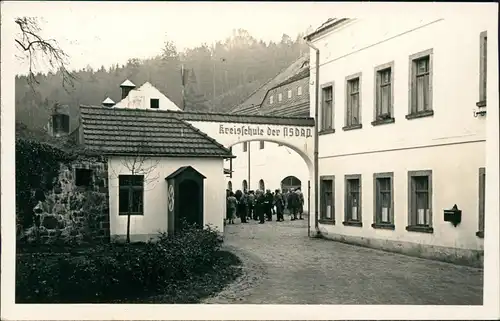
<box><xmin>51</xmin><ymin>103</ymin><xmax>70</xmax><ymax>137</ymax></box>
<box><xmin>120</xmin><ymin>79</ymin><xmax>136</xmax><ymax>100</ymax></box>
<box><xmin>102</xmin><ymin>97</ymin><xmax>115</xmax><ymax>108</ymax></box>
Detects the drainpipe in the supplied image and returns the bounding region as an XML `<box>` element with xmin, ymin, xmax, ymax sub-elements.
<box><xmin>306</xmin><ymin>40</ymin><xmax>321</xmax><ymax>237</ymax></box>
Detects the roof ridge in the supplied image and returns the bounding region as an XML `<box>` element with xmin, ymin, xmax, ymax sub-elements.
<box><xmin>266</xmin><ymin>68</ymin><xmax>309</xmax><ymax>93</ymax></box>
<box><xmin>80</xmin><ymin>104</ymin><xmax>313</xmax><ymax>121</ymax></box>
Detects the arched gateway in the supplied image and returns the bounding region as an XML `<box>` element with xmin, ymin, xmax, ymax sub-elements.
<box><xmin>166</xmin><ymin>110</ymin><xmax>316</xmax><ymax>226</ymax></box>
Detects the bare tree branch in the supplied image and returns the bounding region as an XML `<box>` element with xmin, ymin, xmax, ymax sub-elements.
<box><xmin>107</xmin><ymin>122</ymin><xmax>160</xmax><ymax>243</ymax></box>
<box><xmin>14</xmin><ymin>17</ymin><xmax>78</xmax><ymax>93</ymax></box>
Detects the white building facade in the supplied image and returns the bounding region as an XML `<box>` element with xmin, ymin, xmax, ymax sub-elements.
<box><xmin>226</xmin><ymin>57</ymin><xmax>312</xmax><ymax>212</ymax></box>
<box><xmin>306</xmin><ymin>17</ymin><xmax>494</xmax><ymax>267</ymax></box>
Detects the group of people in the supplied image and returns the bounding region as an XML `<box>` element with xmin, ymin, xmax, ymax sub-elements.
<box><xmin>226</xmin><ymin>187</ymin><xmax>305</xmax><ymax>225</ymax></box>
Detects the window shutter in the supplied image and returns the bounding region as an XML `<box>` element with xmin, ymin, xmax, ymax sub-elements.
<box><xmin>479</xmin><ymin>32</ymin><xmax>487</xmax><ymax>102</ymax></box>
<box><xmin>410</xmin><ymin>62</ymin><xmax>417</xmax><ymax>113</ymax></box>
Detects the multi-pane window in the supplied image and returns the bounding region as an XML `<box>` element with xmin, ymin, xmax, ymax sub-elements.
<box><xmin>321</xmin><ymin>85</ymin><xmax>333</xmax><ymax>131</ymax></box>
<box><xmin>477</xmin><ymin>168</ymin><xmax>486</xmax><ymax>237</ymax></box>
<box><xmin>409</xmin><ymin>49</ymin><xmax>433</xmax><ymax>116</ymax></box>
<box><xmin>297</xmin><ymin>86</ymin><xmax>302</xmax><ymax>96</ymax></box>
<box><xmin>288</xmin><ymin>89</ymin><xmax>292</xmax><ymax>99</ymax></box>
<box><xmin>119</xmin><ymin>175</ymin><xmax>144</xmax><ymax>215</ymax></box>
<box><xmin>243</xmin><ymin>142</ymin><xmax>247</xmax><ymax>152</ymax></box>
<box><xmin>320</xmin><ymin>177</ymin><xmax>335</xmax><ymax>223</ymax></box>
<box><xmin>374</xmin><ymin>173</ymin><xmax>394</xmax><ymax>226</ymax></box>
<box><xmin>259</xmin><ymin>141</ymin><xmax>264</xmax><ymax>149</ymax></box>
<box><xmin>344</xmin><ymin>175</ymin><xmax>361</xmax><ymax>224</ymax></box>
<box><xmin>269</xmin><ymin>95</ymin><xmax>274</xmax><ymax>104</ymax></box>
<box><xmin>376</xmin><ymin>67</ymin><xmax>392</xmax><ymax>119</ymax></box>
<box><xmin>408</xmin><ymin>170</ymin><xmax>432</xmax><ymax>229</ymax></box>
<box><xmin>478</xmin><ymin>31</ymin><xmax>487</xmax><ymax>106</ymax></box>
<box><xmin>278</xmin><ymin>93</ymin><xmax>283</xmax><ymax>102</ymax></box>
<box><xmin>346</xmin><ymin>76</ymin><xmax>361</xmax><ymax>127</ymax></box>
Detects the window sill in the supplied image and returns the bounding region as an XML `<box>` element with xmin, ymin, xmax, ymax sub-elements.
<box><xmin>342</xmin><ymin>221</ymin><xmax>362</xmax><ymax>227</ymax></box>
<box><xmin>319</xmin><ymin>219</ymin><xmax>335</xmax><ymax>225</ymax></box>
<box><xmin>476</xmin><ymin>231</ymin><xmax>484</xmax><ymax>238</ymax></box>
<box><xmin>319</xmin><ymin>128</ymin><xmax>335</xmax><ymax>136</ymax></box>
<box><xmin>405</xmin><ymin>110</ymin><xmax>434</xmax><ymax>120</ymax></box>
<box><xmin>371</xmin><ymin>118</ymin><xmax>395</xmax><ymax>126</ymax></box>
<box><xmin>406</xmin><ymin>225</ymin><xmax>433</xmax><ymax>233</ymax></box>
<box><xmin>371</xmin><ymin>223</ymin><xmax>395</xmax><ymax>230</ymax></box>
<box><xmin>476</xmin><ymin>100</ymin><xmax>486</xmax><ymax>108</ymax></box>
<box><xmin>342</xmin><ymin>124</ymin><xmax>362</xmax><ymax>131</ymax></box>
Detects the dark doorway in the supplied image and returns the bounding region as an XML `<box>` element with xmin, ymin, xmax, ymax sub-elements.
<box><xmin>179</xmin><ymin>179</ymin><xmax>202</xmax><ymax>227</ymax></box>
<box><xmin>281</xmin><ymin>175</ymin><xmax>302</xmax><ymax>194</ymax></box>
<box><xmin>165</xmin><ymin>166</ymin><xmax>206</xmax><ymax>235</ymax></box>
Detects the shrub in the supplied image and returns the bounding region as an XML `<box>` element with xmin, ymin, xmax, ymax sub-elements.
<box><xmin>16</xmin><ymin>223</ymin><xmax>236</xmax><ymax>303</ymax></box>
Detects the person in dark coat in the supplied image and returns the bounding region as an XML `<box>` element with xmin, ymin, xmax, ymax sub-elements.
<box><xmin>274</xmin><ymin>189</ymin><xmax>285</xmax><ymax>222</ymax></box>
<box><xmin>264</xmin><ymin>189</ymin><xmax>273</xmax><ymax>221</ymax></box>
<box><xmin>235</xmin><ymin>189</ymin><xmax>247</xmax><ymax>223</ymax></box>
<box><xmin>287</xmin><ymin>188</ymin><xmax>299</xmax><ymax>221</ymax></box>
<box><xmin>247</xmin><ymin>190</ymin><xmax>255</xmax><ymax>220</ymax></box>
<box><xmin>256</xmin><ymin>190</ymin><xmax>266</xmax><ymax>224</ymax></box>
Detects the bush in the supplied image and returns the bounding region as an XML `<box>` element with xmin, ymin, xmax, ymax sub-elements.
<box><xmin>16</xmin><ymin>224</ymin><xmax>239</xmax><ymax>303</ymax></box>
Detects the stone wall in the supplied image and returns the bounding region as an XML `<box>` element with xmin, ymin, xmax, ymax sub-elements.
<box><xmin>20</xmin><ymin>159</ymin><xmax>110</xmax><ymax>245</ymax></box>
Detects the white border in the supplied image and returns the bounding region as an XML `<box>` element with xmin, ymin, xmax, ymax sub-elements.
<box><xmin>1</xmin><ymin>2</ymin><xmax>499</xmax><ymax>320</ymax></box>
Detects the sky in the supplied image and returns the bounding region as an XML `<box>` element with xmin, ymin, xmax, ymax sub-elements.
<box><xmin>4</xmin><ymin>1</ymin><xmax>338</xmax><ymax>75</ymax></box>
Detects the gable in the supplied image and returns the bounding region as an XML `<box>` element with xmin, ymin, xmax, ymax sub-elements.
<box><xmin>113</xmin><ymin>82</ymin><xmax>181</xmax><ymax>111</ymax></box>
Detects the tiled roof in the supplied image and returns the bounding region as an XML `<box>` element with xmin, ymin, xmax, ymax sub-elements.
<box><xmin>79</xmin><ymin>106</ymin><xmax>233</xmax><ymax>158</ymax></box>
<box><xmin>231</xmin><ymin>54</ymin><xmax>310</xmax><ymax>114</ymax></box>
<box><xmin>268</xmin><ymin>68</ymin><xmax>309</xmax><ymax>92</ymax></box>
<box><xmin>266</xmin><ymin>102</ymin><xmax>310</xmax><ymax>118</ymax></box>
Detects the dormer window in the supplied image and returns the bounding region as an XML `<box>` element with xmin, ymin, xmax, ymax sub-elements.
<box><xmin>278</xmin><ymin>93</ymin><xmax>283</xmax><ymax>102</ymax></box>
<box><xmin>298</xmin><ymin>86</ymin><xmax>303</xmax><ymax>96</ymax></box>
<box><xmin>269</xmin><ymin>95</ymin><xmax>274</xmax><ymax>104</ymax></box>
<box><xmin>150</xmin><ymin>98</ymin><xmax>159</xmax><ymax>109</ymax></box>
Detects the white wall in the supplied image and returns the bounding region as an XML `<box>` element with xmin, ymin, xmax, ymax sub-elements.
<box><xmin>308</xmin><ymin>17</ymin><xmax>492</xmax><ymax>250</ymax></box>
<box><xmin>114</xmin><ymin>82</ymin><xmax>181</xmax><ymax>111</ymax></box>
<box><xmin>108</xmin><ymin>156</ymin><xmax>225</xmax><ymax>242</ymax></box>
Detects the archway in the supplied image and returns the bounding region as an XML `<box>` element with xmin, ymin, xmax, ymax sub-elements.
<box><xmin>226</xmin><ymin>138</ymin><xmax>315</xmax><ymax>236</ymax></box>
<box><xmin>242</xmin><ymin>180</ymin><xmax>248</xmax><ymax>192</ymax></box>
<box><xmin>281</xmin><ymin>176</ymin><xmax>302</xmax><ymax>194</ymax></box>
<box><xmin>227</xmin><ymin>181</ymin><xmax>233</xmax><ymax>192</ymax></box>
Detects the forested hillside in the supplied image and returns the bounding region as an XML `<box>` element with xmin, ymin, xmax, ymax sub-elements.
<box><xmin>16</xmin><ymin>29</ymin><xmax>308</xmax><ymax>131</ymax></box>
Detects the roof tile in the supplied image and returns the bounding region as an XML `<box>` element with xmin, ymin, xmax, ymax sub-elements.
<box><xmin>80</xmin><ymin>106</ymin><xmax>234</xmax><ymax>158</ymax></box>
